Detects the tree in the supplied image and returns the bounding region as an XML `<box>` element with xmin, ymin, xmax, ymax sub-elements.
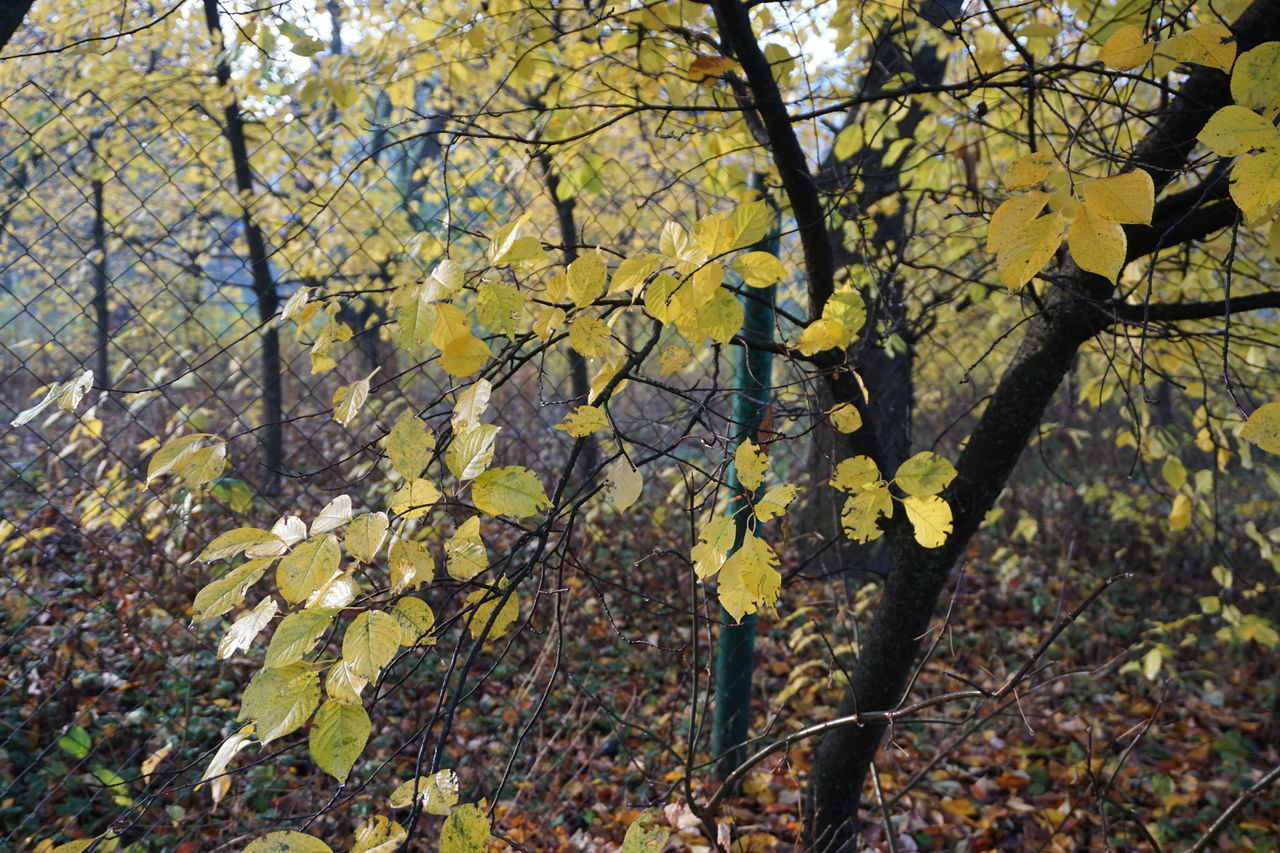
<box><xmin>12</xmin><ymin>0</ymin><xmax>1280</xmax><ymax>850</ymax></box>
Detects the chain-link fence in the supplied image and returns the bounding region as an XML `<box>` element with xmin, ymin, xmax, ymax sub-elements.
<box><xmin>0</xmin><ymin>39</ymin><xmax>782</xmax><ymax>847</ymax></box>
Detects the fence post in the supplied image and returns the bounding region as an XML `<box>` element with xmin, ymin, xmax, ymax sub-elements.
<box><xmin>712</xmin><ymin>179</ymin><xmax>778</xmax><ymax>779</ymax></box>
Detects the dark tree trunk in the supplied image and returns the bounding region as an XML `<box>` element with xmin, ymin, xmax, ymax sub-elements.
<box><xmin>91</xmin><ymin>177</ymin><xmax>109</xmax><ymax>391</ymax></box>
<box><xmin>0</xmin><ymin>0</ymin><xmax>34</xmax><ymax>53</ymax></box>
<box><xmin>803</xmin><ymin>2</ymin><xmax>1280</xmax><ymax>846</ymax></box>
<box><xmin>707</xmin><ymin>0</ymin><xmax>1280</xmax><ymax>848</ymax></box>
<box><xmin>203</xmin><ymin>0</ymin><xmax>284</xmax><ymax>495</ymax></box>
<box><xmin>537</xmin><ymin>154</ymin><xmax>599</xmax><ymax>475</ymax></box>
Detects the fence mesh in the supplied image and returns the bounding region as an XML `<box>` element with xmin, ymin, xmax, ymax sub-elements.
<box><xmin>0</xmin><ymin>35</ymin><xmax>771</xmax><ymax>848</ymax></box>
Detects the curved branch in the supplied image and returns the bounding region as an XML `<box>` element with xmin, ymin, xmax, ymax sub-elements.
<box><xmin>1112</xmin><ymin>290</ymin><xmax>1280</xmax><ymax>324</ymax></box>
<box><xmin>710</xmin><ymin>0</ymin><xmax>836</xmax><ymax>319</ymax></box>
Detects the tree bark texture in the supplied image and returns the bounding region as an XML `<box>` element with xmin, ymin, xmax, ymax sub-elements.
<box><xmin>0</xmin><ymin>0</ymin><xmax>34</xmax><ymax>54</ymax></box>
<box><xmin>804</xmin><ymin>1</ymin><xmax>1280</xmax><ymax>848</ymax></box>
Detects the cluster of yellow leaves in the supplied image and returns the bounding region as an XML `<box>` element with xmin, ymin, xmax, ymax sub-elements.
<box><xmin>1100</xmin><ymin>22</ymin><xmax>1236</xmax><ymax>74</ymax></box>
<box><xmin>179</xmin><ymin>367</ymin><xmax>566</xmax><ymax>830</ymax></box>
<box><xmin>1198</xmin><ymin>42</ymin><xmax>1280</xmax><ymax>222</ymax></box>
<box><xmin>831</xmin><ymin>451</ymin><xmax>957</xmax><ymax>548</ymax></box>
<box><xmin>988</xmin><ymin>156</ymin><xmax>1154</xmax><ymax>289</ymax></box>
<box><xmin>687</xmin><ymin>439</ymin><xmax>799</xmax><ymax>622</ymax></box>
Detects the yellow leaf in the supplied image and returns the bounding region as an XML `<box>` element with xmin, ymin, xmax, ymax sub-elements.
<box><xmin>675</xmin><ymin>286</ymin><xmax>743</xmax><ymax>345</ymax></box>
<box><xmin>840</xmin><ymin>485</ymin><xmax>892</xmax><ymax>543</ymax></box>
<box><xmin>796</xmin><ymin>318</ymin><xmax>845</xmax><ymax>355</ymax></box>
<box><xmin>568</xmin><ymin>315</ymin><xmax>615</xmax><ymax>356</ymax></box>
<box><xmin>735</xmin><ymin>439</ymin><xmax>767</xmax><ymax>490</ymax></box>
<box><xmin>471</xmin><ymin>466</ymin><xmax>550</xmax><ymax>517</ymax></box>
<box><xmin>389</xmin><ymin>539</ymin><xmax>434</xmax><ymax>591</ymax></box>
<box><xmin>218</xmin><ymin>598</ymin><xmax>279</xmax><ymax>659</ymax></box>
<box><xmin>388</xmin><ymin>478</ymin><xmax>441</xmax><ymax>520</ymax></box>
<box><xmin>277</xmin><ymin>535</ymin><xmax>341</xmax><ymax>604</ymax></box>
<box><xmin>351</xmin><ymin>817</ymin><xmax>408</xmax><ymax>853</ymax></box>
<box><xmin>610</xmin><ymin>254</ymin><xmax>659</xmax><ymax>295</ymax></box>
<box><xmin>997</xmin><ymin>212</ymin><xmax>1064</xmax><ymax>290</ymax></box>
<box><xmin>829</xmin><ymin>402</ymin><xmax>862</xmax><ymax>433</ymax></box>
<box><xmin>901</xmin><ymin>494</ymin><xmax>953</xmax><ymax>548</ymax></box>
<box><xmin>195</xmin><ymin>558</ymin><xmax>273</xmax><ymax>621</ymax></box>
<box><xmin>754</xmin><ymin>484</ymin><xmax>798</xmax><ymax>521</ymax></box>
<box><xmin>1198</xmin><ymin>105</ymin><xmax>1280</xmax><ymax>157</ymax></box>
<box><xmin>1161</xmin><ymin>455</ymin><xmax>1187</xmax><ymax>490</ymax></box>
<box><xmin>389</xmin><ymin>770</ymin><xmax>459</xmax><ymax>814</ymax></box>
<box><xmin>199</xmin><ymin>725</ymin><xmax>254</xmax><ymax>806</ymax></box>
<box><xmin>692</xmin><ymin>516</ymin><xmax>737</xmax><ymax>580</ymax></box>
<box><xmin>1079</xmin><ymin>170</ymin><xmax>1154</xmax><ymax>224</ymax></box>
<box><xmin>1068</xmin><ymin>201</ymin><xmax>1127</xmax><ymax>281</ymax></box>
<box><xmin>986</xmin><ymin>191</ymin><xmax>1049</xmax><ymax>255</ymax></box>
<box><xmin>688</xmin><ymin>54</ymin><xmax>741</xmax><ymax>83</ymax></box>
<box><xmin>1162</xmin><ymin>23</ymin><xmax>1235</xmax><ymax>72</ymax></box>
<box><xmin>392</xmin><ymin>596</ymin><xmax>435</xmax><ymax>645</ymax></box>
<box><xmin>658</xmin><ymin>345</ymin><xmax>692</xmax><ymax>376</ymax></box>
<box><xmin>446</xmin><ymin>517</ymin><xmax>488</xmax><ymax>581</ymax></box>
<box><xmin>532</xmin><ymin>305</ymin><xmax>566</xmax><ymax>339</ymax></box>
<box><xmin>1004</xmin><ymin>151</ymin><xmax>1058</xmax><ymax>189</ymax></box>
<box><xmin>1241</xmin><ymin>401</ymin><xmax>1280</xmax><ymax>453</ymax></box>
<box><xmin>447</xmin><ymin>422</ymin><xmax>499</xmax><ymax>480</ymax></box>
<box><xmin>833</xmin><ymin>122</ymin><xmax>863</xmax><ymax>161</ymax></box>
<box><xmin>345</xmin><ymin>512</ymin><xmax>388</xmax><ymax>563</ymax></box>
<box><xmin>265</xmin><ymin>608</ymin><xmax>338</xmax><ymax>667</ymax></box>
<box><xmin>556</xmin><ymin>405</ymin><xmax>610</xmax><ymax>437</ymax></box>
<box><xmin>452</xmin><ymin>378</ymin><xmax>492</xmax><ymax>430</ymax></box>
<box><xmin>1228</xmin><ymin>149</ymin><xmax>1280</xmax><ymax>221</ymax></box>
<box><xmin>893</xmin><ymin>451</ymin><xmax>957</xmax><ymax>496</ymax></box>
<box><xmin>440</xmin><ymin>333</ymin><xmax>491</xmax><ymax>377</ymax></box>
<box><xmin>620</xmin><ymin>811</ymin><xmax>670</xmax><ymax>852</ymax></box>
<box><xmin>325</xmin><ymin>661</ymin><xmax>367</xmax><ymax>704</ymax></box>
<box><xmin>387</xmin><ymin>411</ymin><xmax>435</xmax><ymax>479</ymax></box>
<box><xmin>311</xmin><ymin>495</ymin><xmax>354</xmax><ymax>534</ymax></box>
<box><xmin>465</xmin><ymin>577</ymin><xmax>519</xmax><ymax>639</ymax></box>
<box><xmin>1231</xmin><ymin>42</ymin><xmax>1280</xmax><ymax>115</ymax></box>
<box><xmin>332</xmin><ymin>376</ymin><xmax>373</xmax><ymax>427</ymax></box>
<box><xmin>440</xmin><ymin>802</ymin><xmax>491</xmax><ymax>853</ymax></box>
<box><xmin>1099</xmin><ymin>25</ymin><xmax>1152</xmax><ymax>71</ymax></box>
<box><xmin>342</xmin><ymin>610</ymin><xmax>402</xmax><ymax>680</ymax></box>
<box><xmin>727</xmin><ymin>199</ymin><xmax>772</xmax><ymax>249</ymax></box>
<box><xmin>1141</xmin><ymin>646</ymin><xmax>1163</xmax><ymax>680</ymax></box>
<box><xmin>1212</xmin><ymin>564</ymin><xmax>1233</xmax><ymax>588</ymax></box>
<box><xmin>831</xmin><ymin>455</ymin><xmax>881</xmax><ymax>492</ymax></box>
<box><xmin>717</xmin><ymin>533</ymin><xmax>782</xmax><ymax>622</ymax></box>
<box><xmin>822</xmin><ymin>288</ymin><xmax>865</xmax><ymax>339</ymax></box>
<box><xmin>605</xmin><ymin>456</ymin><xmax>643</xmax><ymax>509</ymax></box>
<box><xmin>1169</xmin><ymin>493</ymin><xmax>1192</xmax><ymax>531</ymax></box>
<box><xmin>239</xmin><ymin>663</ymin><xmax>320</xmax><ymax>743</ymax></box>
<box><xmin>199</xmin><ymin>527</ymin><xmax>278</xmax><ymax>562</ymax></box>
<box><xmin>567</xmin><ymin>253</ymin><xmax>607</xmax><ymax>307</ymax></box>
<box><xmin>733</xmin><ymin>251</ymin><xmax>785</xmax><ymax>288</ymax></box>
<box><xmin>309</xmin><ymin>700</ymin><xmax>370</xmax><ymax>783</ymax></box>
<box><xmin>242</xmin><ymin>831</ymin><xmax>333</xmax><ymax>853</ymax></box>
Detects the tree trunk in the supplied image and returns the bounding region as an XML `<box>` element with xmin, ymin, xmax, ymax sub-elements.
<box><xmin>802</xmin><ymin>1</ymin><xmax>1280</xmax><ymax>843</ymax></box>
<box><xmin>202</xmin><ymin>0</ymin><xmax>284</xmax><ymax>495</ymax></box>
<box><xmin>0</xmin><ymin>0</ymin><xmax>34</xmax><ymax>54</ymax></box>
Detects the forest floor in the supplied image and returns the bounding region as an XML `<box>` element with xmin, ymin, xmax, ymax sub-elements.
<box><xmin>3</xmin><ymin>475</ymin><xmax>1279</xmax><ymax>853</ymax></box>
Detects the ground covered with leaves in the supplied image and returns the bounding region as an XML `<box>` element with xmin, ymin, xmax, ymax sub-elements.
<box><xmin>3</xmin><ymin>472</ymin><xmax>1278</xmax><ymax>853</ymax></box>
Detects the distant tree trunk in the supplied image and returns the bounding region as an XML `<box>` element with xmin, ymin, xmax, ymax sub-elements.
<box><xmin>202</xmin><ymin>0</ymin><xmax>283</xmax><ymax>495</ymax></box>
<box><xmin>537</xmin><ymin>153</ymin><xmax>598</xmax><ymax>475</ymax></box>
<box><xmin>0</xmin><ymin>0</ymin><xmax>34</xmax><ymax>53</ymax></box>
<box><xmin>91</xmin><ymin>176</ymin><xmax>109</xmax><ymax>391</ymax></box>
